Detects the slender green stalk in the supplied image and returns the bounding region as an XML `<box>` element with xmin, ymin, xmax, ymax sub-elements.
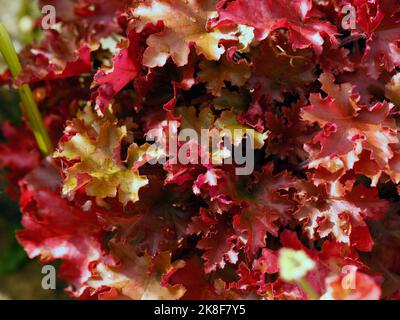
<box><xmin>0</xmin><ymin>22</ymin><xmax>52</xmax><ymax>156</ymax></box>
<box><xmin>298</xmin><ymin>278</ymin><xmax>320</xmax><ymax>300</ymax></box>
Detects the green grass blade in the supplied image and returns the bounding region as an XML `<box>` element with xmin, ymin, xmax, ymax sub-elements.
<box><xmin>0</xmin><ymin>22</ymin><xmax>52</xmax><ymax>156</ymax></box>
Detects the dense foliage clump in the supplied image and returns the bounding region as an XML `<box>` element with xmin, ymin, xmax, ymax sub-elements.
<box><xmin>1</xmin><ymin>0</ymin><xmax>400</xmax><ymax>300</ymax></box>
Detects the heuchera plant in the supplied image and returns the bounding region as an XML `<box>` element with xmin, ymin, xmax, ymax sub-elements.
<box><xmin>1</xmin><ymin>0</ymin><xmax>400</xmax><ymax>300</ymax></box>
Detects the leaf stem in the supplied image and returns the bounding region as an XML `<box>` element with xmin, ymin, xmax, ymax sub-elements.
<box><xmin>0</xmin><ymin>22</ymin><xmax>52</xmax><ymax>156</ymax></box>
<box><xmin>298</xmin><ymin>278</ymin><xmax>320</xmax><ymax>300</ymax></box>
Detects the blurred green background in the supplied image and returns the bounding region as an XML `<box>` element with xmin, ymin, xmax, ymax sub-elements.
<box><xmin>0</xmin><ymin>0</ymin><xmax>67</xmax><ymax>299</ymax></box>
